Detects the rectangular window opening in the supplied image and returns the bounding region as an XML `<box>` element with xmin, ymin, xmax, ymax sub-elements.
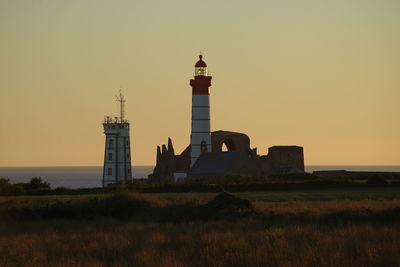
<box><xmin>108</xmin><ymin>139</ymin><xmax>114</xmax><ymax>150</ymax></box>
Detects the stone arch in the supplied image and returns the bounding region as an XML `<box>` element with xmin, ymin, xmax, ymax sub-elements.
<box><xmin>221</xmin><ymin>138</ymin><xmax>236</xmax><ymax>151</ymax></box>
<box><xmin>211</xmin><ymin>131</ymin><xmax>250</xmax><ymax>152</ymax></box>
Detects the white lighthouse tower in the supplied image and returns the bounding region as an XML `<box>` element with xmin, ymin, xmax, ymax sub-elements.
<box><xmin>190</xmin><ymin>55</ymin><xmax>212</xmax><ymax>167</ymax></box>
<box><xmin>102</xmin><ymin>92</ymin><xmax>133</xmax><ymax>187</ymax></box>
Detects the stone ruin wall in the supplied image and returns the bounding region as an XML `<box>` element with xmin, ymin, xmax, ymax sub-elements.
<box><xmin>150</xmin><ymin>132</ymin><xmax>305</xmax><ymax>182</ymax></box>
<box><xmin>266</xmin><ymin>146</ymin><xmax>304</xmax><ymax>173</ymax></box>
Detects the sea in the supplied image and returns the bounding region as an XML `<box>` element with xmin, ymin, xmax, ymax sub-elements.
<box><xmin>0</xmin><ymin>165</ymin><xmax>400</xmax><ymax>189</ymax></box>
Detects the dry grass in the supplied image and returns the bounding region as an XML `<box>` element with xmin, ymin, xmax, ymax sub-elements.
<box><xmin>0</xmin><ymin>220</ymin><xmax>399</xmax><ymax>267</ymax></box>
<box><xmin>253</xmin><ymin>199</ymin><xmax>400</xmax><ymax>214</ymax></box>
<box><xmin>0</xmin><ymin>192</ymin><xmax>400</xmax><ymax>266</ymax></box>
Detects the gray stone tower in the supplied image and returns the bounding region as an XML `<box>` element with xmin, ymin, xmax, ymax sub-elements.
<box><xmin>102</xmin><ymin>92</ymin><xmax>132</xmax><ymax>186</ymax></box>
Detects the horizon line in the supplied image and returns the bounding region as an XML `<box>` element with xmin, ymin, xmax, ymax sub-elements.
<box><xmin>2</xmin><ymin>164</ymin><xmax>400</xmax><ymax>168</ymax></box>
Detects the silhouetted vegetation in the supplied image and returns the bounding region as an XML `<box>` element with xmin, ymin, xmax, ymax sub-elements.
<box><xmin>1</xmin><ymin>172</ymin><xmax>400</xmax><ymax>197</ymax></box>
<box><xmin>1</xmin><ymin>191</ymin><xmax>400</xmax><ymax>225</ymax></box>
<box><xmin>0</xmin><ymin>178</ymin><xmax>23</xmax><ymax>195</ymax></box>
<box><xmin>0</xmin><ymin>192</ymin><xmax>256</xmax><ymax>221</ymax></box>
<box><xmin>1</xmin><ymin>192</ymin><xmax>400</xmax><ymax>266</ymax></box>
<box><xmin>203</xmin><ymin>191</ymin><xmax>253</xmax><ymax>219</ymax></box>
<box><xmin>0</xmin><ymin>177</ymin><xmax>50</xmax><ymax>196</ymax></box>
<box><xmin>366</xmin><ymin>176</ymin><xmax>389</xmax><ymax>186</ymax></box>
<box><xmin>128</xmin><ymin>178</ymin><xmax>391</xmax><ymax>194</ymax></box>
<box><xmin>1</xmin><ymin>220</ymin><xmax>400</xmax><ymax>267</ymax></box>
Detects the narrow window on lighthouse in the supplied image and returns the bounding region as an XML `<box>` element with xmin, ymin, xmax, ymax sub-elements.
<box><xmin>109</xmin><ymin>139</ymin><xmax>114</xmax><ymax>149</ymax></box>
<box><xmin>201</xmin><ymin>141</ymin><xmax>208</xmax><ymax>153</ymax></box>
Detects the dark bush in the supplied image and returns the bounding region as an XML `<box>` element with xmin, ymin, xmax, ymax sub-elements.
<box><xmin>37</xmin><ymin>192</ymin><xmax>151</xmax><ymax>219</ymax></box>
<box><xmin>206</xmin><ymin>192</ymin><xmax>251</xmax><ymax>210</ymax></box>
<box><xmin>17</xmin><ymin>177</ymin><xmax>51</xmax><ymax>191</ymax></box>
<box><xmin>366</xmin><ymin>176</ymin><xmax>388</xmax><ymax>186</ymax></box>
<box><xmin>202</xmin><ymin>192</ymin><xmax>254</xmax><ymax>219</ymax></box>
<box><xmin>268</xmin><ymin>173</ymin><xmax>319</xmax><ymax>181</ymax></box>
<box><xmin>53</xmin><ymin>187</ymin><xmax>70</xmax><ymax>193</ymax></box>
<box><xmin>0</xmin><ymin>178</ymin><xmax>23</xmax><ymax>195</ymax></box>
<box><xmin>28</xmin><ymin>177</ymin><xmax>51</xmax><ymax>190</ymax></box>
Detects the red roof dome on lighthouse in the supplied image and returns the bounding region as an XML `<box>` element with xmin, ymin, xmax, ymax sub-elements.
<box><xmin>195</xmin><ymin>55</ymin><xmax>207</xmax><ymax>67</ymax></box>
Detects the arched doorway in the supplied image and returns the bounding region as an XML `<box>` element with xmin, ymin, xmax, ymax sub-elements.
<box><xmin>222</xmin><ymin>143</ymin><xmax>228</xmax><ymax>152</ymax></box>
<box><xmin>221</xmin><ymin>138</ymin><xmax>236</xmax><ymax>152</ymax></box>
<box><xmin>211</xmin><ymin>131</ymin><xmax>251</xmax><ymax>153</ymax></box>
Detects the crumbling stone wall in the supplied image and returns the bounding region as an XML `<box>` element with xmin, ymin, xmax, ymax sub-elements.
<box><xmin>266</xmin><ymin>146</ymin><xmax>304</xmax><ymax>173</ymax></box>
<box><xmin>150</xmin><ymin>132</ymin><xmax>305</xmax><ymax>182</ymax></box>
<box><xmin>150</xmin><ymin>138</ymin><xmax>175</xmax><ymax>183</ymax></box>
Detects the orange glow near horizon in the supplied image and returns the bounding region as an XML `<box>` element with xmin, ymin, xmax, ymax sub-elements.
<box><xmin>0</xmin><ymin>1</ymin><xmax>399</xmax><ymax>167</ymax></box>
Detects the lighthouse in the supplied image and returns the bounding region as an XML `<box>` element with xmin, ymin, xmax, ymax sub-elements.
<box><xmin>190</xmin><ymin>55</ymin><xmax>212</xmax><ymax>167</ymax></box>
<box><xmin>102</xmin><ymin>92</ymin><xmax>133</xmax><ymax>187</ymax></box>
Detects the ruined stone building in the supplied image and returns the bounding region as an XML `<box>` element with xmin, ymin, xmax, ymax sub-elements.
<box><xmin>150</xmin><ymin>131</ymin><xmax>304</xmax><ymax>182</ymax></box>
<box><xmin>150</xmin><ymin>55</ymin><xmax>304</xmax><ymax>182</ymax></box>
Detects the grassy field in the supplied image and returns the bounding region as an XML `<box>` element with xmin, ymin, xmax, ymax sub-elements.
<box><xmin>1</xmin><ymin>186</ymin><xmax>399</xmax><ymax>204</ymax></box>
<box><xmin>0</xmin><ymin>188</ymin><xmax>400</xmax><ymax>266</ymax></box>
<box><xmin>1</xmin><ymin>220</ymin><xmax>399</xmax><ymax>266</ymax></box>
<box><xmin>146</xmin><ymin>187</ymin><xmax>400</xmax><ymax>203</ymax></box>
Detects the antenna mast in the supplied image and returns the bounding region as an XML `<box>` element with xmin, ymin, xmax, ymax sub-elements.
<box><xmin>115</xmin><ymin>90</ymin><xmax>126</xmax><ymax>123</ymax></box>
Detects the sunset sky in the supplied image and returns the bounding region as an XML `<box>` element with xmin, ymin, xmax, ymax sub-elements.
<box><xmin>0</xmin><ymin>0</ymin><xmax>399</xmax><ymax>167</ymax></box>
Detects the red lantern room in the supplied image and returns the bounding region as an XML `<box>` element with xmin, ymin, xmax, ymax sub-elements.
<box><xmin>190</xmin><ymin>55</ymin><xmax>212</xmax><ymax>95</ymax></box>
<box><xmin>195</xmin><ymin>55</ymin><xmax>207</xmax><ymax>76</ymax></box>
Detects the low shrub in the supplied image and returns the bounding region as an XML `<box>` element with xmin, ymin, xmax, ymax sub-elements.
<box><xmin>367</xmin><ymin>176</ymin><xmax>389</xmax><ymax>186</ymax></box>
<box><xmin>203</xmin><ymin>191</ymin><xmax>254</xmax><ymax>219</ymax></box>
<box><xmin>0</xmin><ymin>192</ymin><xmax>153</xmax><ymax>220</ymax></box>
<box><xmin>0</xmin><ymin>177</ymin><xmax>52</xmax><ymax>196</ymax></box>
<box><xmin>0</xmin><ymin>178</ymin><xmax>23</xmax><ymax>195</ymax></box>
